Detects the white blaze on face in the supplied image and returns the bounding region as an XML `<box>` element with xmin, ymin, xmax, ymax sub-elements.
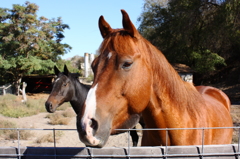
<box><xmin>107</xmin><ymin>52</ymin><xmax>112</xmax><ymax>59</ymax></box>
<box><xmin>82</xmin><ymin>84</ymin><xmax>98</xmax><ymax>128</ymax></box>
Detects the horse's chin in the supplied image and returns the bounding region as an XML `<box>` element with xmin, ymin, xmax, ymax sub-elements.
<box><xmin>46</xmin><ymin>107</ymin><xmax>57</xmax><ymax>113</ymax></box>
<box><xmin>79</xmin><ymin>134</ymin><xmax>107</xmax><ymax>148</ymax></box>
<box><xmin>47</xmin><ymin>108</ymin><xmax>54</xmax><ymax>113</ymax></box>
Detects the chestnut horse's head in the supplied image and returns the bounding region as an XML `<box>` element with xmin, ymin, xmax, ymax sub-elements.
<box><xmin>77</xmin><ymin>10</ymin><xmax>152</xmax><ymax>147</ymax></box>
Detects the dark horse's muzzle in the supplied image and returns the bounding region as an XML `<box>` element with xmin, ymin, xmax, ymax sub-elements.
<box><xmin>45</xmin><ymin>101</ymin><xmax>55</xmax><ymax>113</ymax></box>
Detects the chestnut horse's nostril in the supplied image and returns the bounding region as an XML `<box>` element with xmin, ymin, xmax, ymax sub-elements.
<box><xmin>80</xmin><ymin>118</ymin><xmax>98</xmax><ymax>135</ymax></box>
<box><xmin>90</xmin><ymin>118</ymin><xmax>98</xmax><ymax>134</ymax></box>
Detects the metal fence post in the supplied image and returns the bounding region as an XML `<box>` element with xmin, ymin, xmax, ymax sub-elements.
<box><xmin>17</xmin><ymin>128</ymin><xmax>21</xmax><ymax>159</ymax></box>
<box><xmin>201</xmin><ymin>128</ymin><xmax>205</xmax><ymax>158</ymax></box>
<box><xmin>128</xmin><ymin>128</ymin><xmax>130</xmax><ymax>159</ymax></box>
<box><xmin>238</xmin><ymin>128</ymin><xmax>240</xmax><ymax>158</ymax></box>
<box><xmin>53</xmin><ymin>128</ymin><xmax>57</xmax><ymax>159</ymax></box>
<box><xmin>166</xmin><ymin>128</ymin><xmax>168</xmax><ymax>158</ymax></box>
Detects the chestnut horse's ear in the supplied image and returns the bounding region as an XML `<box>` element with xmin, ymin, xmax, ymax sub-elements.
<box><xmin>121</xmin><ymin>9</ymin><xmax>139</xmax><ymax>38</ymax></box>
<box><xmin>63</xmin><ymin>64</ymin><xmax>69</xmax><ymax>76</ymax></box>
<box><xmin>54</xmin><ymin>66</ymin><xmax>60</xmax><ymax>75</ymax></box>
<box><xmin>99</xmin><ymin>15</ymin><xmax>112</xmax><ymax>38</ymax></box>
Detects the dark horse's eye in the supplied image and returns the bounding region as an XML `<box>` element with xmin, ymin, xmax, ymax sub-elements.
<box><xmin>122</xmin><ymin>61</ymin><xmax>133</xmax><ymax>70</ymax></box>
<box><xmin>63</xmin><ymin>83</ymin><xmax>68</xmax><ymax>87</ymax></box>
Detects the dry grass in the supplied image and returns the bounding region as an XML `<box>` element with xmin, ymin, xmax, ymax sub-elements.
<box><xmin>0</xmin><ymin>119</ymin><xmax>32</xmax><ymax>140</ymax></box>
<box><xmin>0</xmin><ymin>94</ymin><xmax>74</xmax><ymax>142</ymax></box>
<box><xmin>35</xmin><ymin>131</ymin><xmax>63</xmax><ymax>143</ymax></box>
<box><xmin>46</xmin><ymin>108</ymin><xmax>75</xmax><ymax>125</ymax></box>
<box><xmin>0</xmin><ymin>94</ymin><xmax>46</xmax><ymax>118</ymax></box>
<box><xmin>0</xmin><ymin>94</ymin><xmax>71</xmax><ymax>118</ymax></box>
<box><xmin>61</xmin><ymin>108</ymin><xmax>75</xmax><ymax>117</ymax></box>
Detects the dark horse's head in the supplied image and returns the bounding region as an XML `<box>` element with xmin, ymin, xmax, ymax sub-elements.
<box><xmin>77</xmin><ymin>10</ymin><xmax>151</xmax><ymax>147</ymax></box>
<box><xmin>45</xmin><ymin>65</ymin><xmax>80</xmax><ymax>113</ymax></box>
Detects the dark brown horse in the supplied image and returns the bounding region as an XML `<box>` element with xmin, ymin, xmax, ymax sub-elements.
<box><xmin>77</xmin><ymin>10</ymin><xmax>233</xmax><ymax>148</ymax></box>
<box><xmin>45</xmin><ymin>65</ymin><xmax>90</xmax><ymax>114</ymax></box>
<box><xmin>45</xmin><ymin>65</ymin><xmax>141</xmax><ymax>146</ymax></box>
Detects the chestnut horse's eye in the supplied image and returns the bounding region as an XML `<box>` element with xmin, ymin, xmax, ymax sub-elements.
<box><xmin>122</xmin><ymin>61</ymin><xmax>133</xmax><ymax>70</ymax></box>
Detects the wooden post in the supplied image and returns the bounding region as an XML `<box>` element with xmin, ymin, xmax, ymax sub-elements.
<box><xmin>2</xmin><ymin>86</ymin><xmax>6</xmax><ymax>95</ymax></box>
<box><xmin>0</xmin><ymin>84</ymin><xmax>11</xmax><ymax>95</ymax></box>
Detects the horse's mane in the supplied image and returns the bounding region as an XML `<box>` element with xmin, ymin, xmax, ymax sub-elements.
<box><xmin>140</xmin><ymin>38</ymin><xmax>205</xmax><ymax>113</ymax></box>
<box><xmin>68</xmin><ymin>73</ymin><xmax>91</xmax><ymax>91</ymax></box>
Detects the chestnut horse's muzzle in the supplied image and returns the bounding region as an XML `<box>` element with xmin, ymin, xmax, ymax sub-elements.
<box><xmin>76</xmin><ymin>115</ymin><xmax>111</xmax><ymax>148</ymax></box>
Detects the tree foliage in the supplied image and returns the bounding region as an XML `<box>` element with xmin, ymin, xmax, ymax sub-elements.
<box><xmin>0</xmin><ymin>1</ymin><xmax>72</xmax><ymax>89</ymax></box>
<box><xmin>138</xmin><ymin>0</ymin><xmax>240</xmax><ymax>73</ymax></box>
<box><xmin>55</xmin><ymin>58</ymin><xmax>83</xmax><ymax>76</ymax></box>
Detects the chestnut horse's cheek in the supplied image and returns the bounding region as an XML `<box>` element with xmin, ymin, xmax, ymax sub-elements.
<box><xmin>128</xmin><ymin>89</ymin><xmax>151</xmax><ymax>113</ymax></box>
<box><xmin>127</xmin><ymin>71</ymin><xmax>152</xmax><ymax>113</ymax></box>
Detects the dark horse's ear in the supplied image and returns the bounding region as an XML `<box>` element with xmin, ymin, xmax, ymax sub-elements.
<box><xmin>63</xmin><ymin>64</ymin><xmax>69</xmax><ymax>76</ymax></box>
<box><xmin>121</xmin><ymin>9</ymin><xmax>139</xmax><ymax>38</ymax></box>
<box><xmin>99</xmin><ymin>15</ymin><xmax>113</xmax><ymax>38</ymax></box>
<box><xmin>54</xmin><ymin>66</ymin><xmax>60</xmax><ymax>75</ymax></box>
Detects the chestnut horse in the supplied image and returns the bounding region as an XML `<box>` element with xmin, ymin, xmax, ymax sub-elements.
<box><xmin>45</xmin><ymin>65</ymin><xmax>141</xmax><ymax>146</ymax></box>
<box><xmin>77</xmin><ymin>10</ymin><xmax>233</xmax><ymax>147</ymax></box>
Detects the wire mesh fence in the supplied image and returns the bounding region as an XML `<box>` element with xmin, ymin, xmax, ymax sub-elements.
<box><xmin>0</xmin><ymin>126</ymin><xmax>240</xmax><ymax>158</ymax></box>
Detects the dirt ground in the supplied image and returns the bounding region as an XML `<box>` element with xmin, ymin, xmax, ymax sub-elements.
<box><xmin>0</xmin><ymin>93</ymin><xmax>142</xmax><ymax>148</ymax></box>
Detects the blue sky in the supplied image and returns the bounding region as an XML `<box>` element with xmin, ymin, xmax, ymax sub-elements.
<box><xmin>1</xmin><ymin>1</ymin><xmax>144</xmax><ymax>59</ymax></box>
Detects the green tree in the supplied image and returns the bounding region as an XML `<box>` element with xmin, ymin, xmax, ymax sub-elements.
<box><xmin>55</xmin><ymin>59</ymin><xmax>83</xmax><ymax>76</ymax></box>
<box><xmin>138</xmin><ymin>0</ymin><xmax>240</xmax><ymax>73</ymax></box>
<box><xmin>0</xmin><ymin>1</ymin><xmax>71</xmax><ymax>93</ymax></box>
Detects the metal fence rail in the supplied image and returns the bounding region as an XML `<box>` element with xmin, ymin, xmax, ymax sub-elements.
<box><xmin>0</xmin><ymin>145</ymin><xmax>239</xmax><ymax>158</ymax></box>
<box><xmin>0</xmin><ymin>126</ymin><xmax>240</xmax><ymax>158</ymax></box>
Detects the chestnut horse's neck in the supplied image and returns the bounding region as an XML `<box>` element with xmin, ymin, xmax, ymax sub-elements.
<box><xmin>70</xmin><ymin>79</ymin><xmax>90</xmax><ymax>114</ymax></box>
<box><xmin>141</xmin><ymin>39</ymin><xmax>205</xmax><ymax>128</ymax></box>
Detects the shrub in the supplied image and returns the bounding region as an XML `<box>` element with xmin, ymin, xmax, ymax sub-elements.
<box><xmin>47</xmin><ymin>113</ymin><xmax>71</xmax><ymax>125</ymax></box>
<box><xmin>61</xmin><ymin>108</ymin><xmax>75</xmax><ymax>117</ymax></box>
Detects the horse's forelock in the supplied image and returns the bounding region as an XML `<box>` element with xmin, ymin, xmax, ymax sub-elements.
<box><xmin>100</xmin><ymin>31</ymin><xmax>140</xmax><ymax>58</ymax></box>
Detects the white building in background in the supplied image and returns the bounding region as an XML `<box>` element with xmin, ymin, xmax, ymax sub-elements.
<box><xmin>172</xmin><ymin>63</ymin><xmax>194</xmax><ymax>83</ymax></box>
<box><xmin>84</xmin><ymin>53</ymin><xmax>95</xmax><ymax>78</ymax></box>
